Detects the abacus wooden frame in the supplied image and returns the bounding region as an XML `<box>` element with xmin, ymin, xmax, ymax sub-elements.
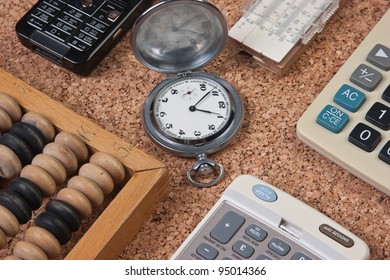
<box><xmin>0</xmin><ymin>69</ymin><xmax>170</xmax><ymax>259</ymax></box>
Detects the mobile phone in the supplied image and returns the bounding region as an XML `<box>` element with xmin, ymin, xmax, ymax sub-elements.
<box><xmin>15</xmin><ymin>0</ymin><xmax>151</xmax><ymax>75</ymax></box>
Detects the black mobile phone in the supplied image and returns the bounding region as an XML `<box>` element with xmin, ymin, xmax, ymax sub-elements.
<box><xmin>15</xmin><ymin>0</ymin><xmax>151</xmax><ymax>75</ymax></box>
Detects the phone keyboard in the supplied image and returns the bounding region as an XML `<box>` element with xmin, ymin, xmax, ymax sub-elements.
<box><xmin>171</xmin><ymin>175</ymin><xmax>370</xmax><ymax>260</ymax></box>
<box><xmin>25</xmin><ymin>0</ymin><xmax>133</xmax><ymax>51</ymax></box>
<box><xmin>297</xmin><ymin>9</ymin><xmax>390</xmax><ymax>195</ymax></box>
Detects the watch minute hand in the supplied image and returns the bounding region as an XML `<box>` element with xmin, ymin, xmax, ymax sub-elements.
<box><xmin>192</xmin><ymin>86</ymin><xmax>217</xmax><ymax>107</ymax></box>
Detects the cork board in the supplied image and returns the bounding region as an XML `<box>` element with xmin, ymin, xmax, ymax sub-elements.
<box><xmin>0</xmin><ymin>0</ymin><xmax>389</xmax><ymax>259</ymax></box>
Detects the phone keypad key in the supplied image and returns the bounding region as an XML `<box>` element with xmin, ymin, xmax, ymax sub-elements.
<box><xmin>68</xmin><ymin>38</ymin><xmax>90</xmax><ymax>51</ymax></box>
<box><xmin>57</xmin><ymin>13</ymin><xmax>83</xmax><ymax>28</ymax></box>
<box><xmin>26</xmin><ymin>16</ymin><xmax>47</xmax><ymax>30</ymax></box>
<box><xmin>86</xmin><ymin>18</ymin><xmax>109</xmax><ymax>33</ymax></box>
<box><xmin>45</xmin><ymin>25</ymin><xmax>70</xmax><ymax>42</ymax></box>
<box><xmin>38</xmin><ymin>3</ymin><xmax>61</xmax><ymax>18</ymax></box>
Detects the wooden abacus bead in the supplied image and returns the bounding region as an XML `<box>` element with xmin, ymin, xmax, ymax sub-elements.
<box><xmin>25</xmin><ymin>226</ymin><xmax>61</xmax><ymax>260</ymax></box>
<box><xmin>0</xmin><ymin>107</ymin><xmax>12</xmax><ymax>133</ymax></box>
<box><xmin>10</xmin><ymin>122</ymin><xmax>45</xmax><ymax>155</ymax></box>
<box><xmin>89</xmin><ymin>152</ymin><xmax>126</xmax><ymax>184</ymax></box>
<box><xmin>0</xmin><ymin>228</ymin><xmax>7</xmax><ymax>249</ymax></box>
<box><xmin>36</xmin><ymin>211</ymin><xmax>72</xmax><ymax>245</ymax></box>
<box><xmin>3</xmin><ymin>255</ymin><xmax>22</xmax><ymax>260</ymax></box>
<box><xmin>0</xmin><ymin>93</ymin><xmax>22</xmax><ymax>122</ymax></box>
<box><xmin>0</xmin><ymin>205</ymin><xmax>19</xmax><ymax>237</ymax></box>
<box><xmin>67</xmin><ymin>176</ymin><xmax>104</xmax><ymax>208</ymax></box>
<box><xmin>31</xmin><ymin>154</ymin><xmax>67</xmax><ymax>185</ymax></box>
<box><xmin>0</xmin><ymin>133</ymin><xmax>34</xmax><ymax>166</ymax></box>
<box><xmin>43</xmin><ymin>142</ymin><xmax>78</xmax><ymax>176</ymax></box>
<box><xmin>13</xmin><ymin>240</ymin><xmax>48</xmax><ymax>260</ymax></box>
<box><xmin>0</xmin><ymin>92</ymin><xmax>22</xmax><ymax>122</ymax></box>
<box><xmin>0</xmin><ymin>144</ymin><xmax>22</xmax><ymax>179</ymax></box>
<box><xmin>21</xmin><ymin>111</ymin><xmax>55</xmax><ymax>143</ymax></box>
<box><xmin>0</xmin><ymin>191</ymin><xmax>32</xmax><ymax>224</ymax></box>
<box><xmin>56</xmin><ymin>188</ymin><xmax>92</xmax><ymax>219</ymax></box>
<box><xmin>78</xmin><ymin>163</ymin><xmax>114</xmax><ymax>196</ymax></box>
<box><xmin>46</xmin><ymin>199</ymin><xmax>81</xmax><ymax>232</ymax></box>
<box><xmin>20</xmin><ymin>165</ymin><xmax>57</xmax><ymax>197</ymax></box>
<box><xmin>8</xmin><ymin>177</ymin><xmax>42</xmax><ymax>211</ymax></box>
<box><xmin>55</xmin><ymin>132</ymin><xmax>89</xmax><ymax>164</ymax></box>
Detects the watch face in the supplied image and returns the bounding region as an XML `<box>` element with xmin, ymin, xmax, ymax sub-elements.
<box><xmin>153</xmin><ymin>77</ymin><xmax>232</xmax><ymax>141</ymax></box>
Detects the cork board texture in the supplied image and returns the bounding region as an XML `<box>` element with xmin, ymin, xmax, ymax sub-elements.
<box><xmin>0</xmin><ymin>0</ymin><xmax>389</xmax><ymax>259</ymax></box>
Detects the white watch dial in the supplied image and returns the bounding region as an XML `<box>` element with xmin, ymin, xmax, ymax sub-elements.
<box><xmin>153</xmin><ymin>77</ymin><xmax>232</xmax><ymax>141</ymax></box>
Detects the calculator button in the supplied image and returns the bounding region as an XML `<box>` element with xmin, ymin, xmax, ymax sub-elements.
<box><xmin>196</xmin><ymin>243</ymin><xmax>218</xmax><ymax>260</ymax></box>
<box><xmin>319</xmin><ymin>224</ymin><xmax>355</xmax><ymax>248</ymax></box>
<box><xmin>252</xmin><ymin>184</ymin><xmax>277</xmax><ymax>202</ymax></box>
<box><xmin>256</xmin><ymin>254</ymin><xmax>273</xmax><ymax>260</ymax></box>
<box><xmin>333</xmin><ymin>84</ymin><xmax>365</xmax><ymax>112</ymax></box>
<box><xmin>268</xmin><ymin>237</ymin><xmax>291</xmax><ymax>256</ymax></box>
<box><xmin>316</xmin><ymin>105</ymin><xmax>349</xmax><ymax>133</ymax></box>
<box><xmin>383</xmin><ymin>84</ymin><xmax>390</xmax><ymax>103</ymax></box>
<box><xmin>348</xmin><ymin>123</ymin><xmax>382</xmax><ymax>152</ymax></box>
<box><xmin>379</xmin><ymin>141</ymin><xmax>390</xmax><ymax>164</ymax></box>
<box><xmin>245</xmin><ymin>224</ymin><xmax>268</xmax><ymax>242</ymax></box>
<box><xmin>365</xmin><ymin>102</ymin><xmax>390</xmax><ymax>130</ymax></box>
<box><xmin>367</xmin><ymin>44</ymin><xmax>390</xmax><ymax>71</ymax></box>
<box><xmin>350</xmin><ymin>64</ymin><xmax>382</xmax><ymax>91</ymax></box>
<box><xmin>210</xmin><ymin>211</ymin><xmax>245</xmax><ymax>244</ymax></box>
<box><xmin>291</xmin><ymin>252</ymin><xmax>312</xmax><ymax>260</ymax></box>
<box><xmin>232</xmin><ymin>240</ymin><xmax>255</xmax><ymax>258</ymax></box>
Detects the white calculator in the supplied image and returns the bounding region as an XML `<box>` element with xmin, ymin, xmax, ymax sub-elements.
<box><xmin>297</xmin><ymin>9</ymin><xmax>390</xmax><ymax>195</ymax></box>
<box><xmin>171</xmin><ymin>175</ymin><xmax>370</xmax><ymax>260</ymax></box>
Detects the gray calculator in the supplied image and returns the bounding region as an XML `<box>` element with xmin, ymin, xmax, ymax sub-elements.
<box><xmin>171</xmin><ymin>175</ymin><xmax>370</xmax><ymax>260</ymax></box>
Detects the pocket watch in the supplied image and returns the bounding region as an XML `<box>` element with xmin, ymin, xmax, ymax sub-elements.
<box><xmin>132</xmin><ymin>0</ymin><xmax>244</xmax><ymax>187</ymax></box>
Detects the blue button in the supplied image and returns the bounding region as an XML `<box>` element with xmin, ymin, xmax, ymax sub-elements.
<box><xmin>333</xmin><ymin>84</ymin><xmax>366</xmax><ymax>112</ymax></box>
<box><xmin>252</xmin><ymin>184</ymin><xmax>277</xmax><ymax>202</ymax></box>
<box><xmin>316</xmin><ymin>105</ymin><xmax>349</xmax><ymax>133</ymax></box>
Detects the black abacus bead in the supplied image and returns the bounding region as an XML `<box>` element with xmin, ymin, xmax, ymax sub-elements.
<box><xmin>8</xmin><ymin>177</ymin><xmax>43</xmax><ymax>210</ymax></box>
<box><xmin>0</xmin><ymin>133</ymin><xmax>34</xmax><ymax>166</ymax></box>
<box><xmin>10</xmin><ymin>122</ymin><xmax>45</xmax><ymax>155</ymax></box>
<box><xmin>0</xmin><ymin>190</ymin><xmax>32</xmax><ymax>224</ymax></box>
<box><xmin>36</xmin><ymin>211</ymin><xmax>72</xmax><ymax>245</ymax></box>
<box><xmin>46</xmin><ymin>199</ymin><xmax>81</xmax><ymax>232</ymax></box>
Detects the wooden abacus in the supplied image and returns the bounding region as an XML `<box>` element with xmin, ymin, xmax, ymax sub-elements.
<box><xmin>0</xmin><ymin>69</ymin><xmax>170</xmax><ymax>259</ymax></box>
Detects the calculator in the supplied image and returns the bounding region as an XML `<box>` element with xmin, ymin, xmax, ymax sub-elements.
<box><xmin>296</xmin><ymin>9</ymin><xmax>390</xmax><ymax>195</ymax></box>
<box><xmin>171</xmin><ymin>175</ymin><xmax>370</xmax><ymax>260</ymax></box>
<box><xmin>15</xmin><ymin>0</ymin><xmax>151</xmax><ymax>75</ymax></box>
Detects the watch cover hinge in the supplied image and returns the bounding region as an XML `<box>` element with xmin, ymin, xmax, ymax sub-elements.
<box><xmin>177</xmin><ymin>71</ymin><xmax>193</xmax><ymax>77</ymax></box>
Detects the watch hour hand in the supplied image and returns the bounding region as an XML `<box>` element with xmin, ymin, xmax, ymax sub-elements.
<box><xmin>189</xmin><ymin>106</ymin><xmax>221</xmax><ymax>116</ymax></box>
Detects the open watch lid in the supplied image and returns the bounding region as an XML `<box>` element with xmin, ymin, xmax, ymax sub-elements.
<box><xmin>131</xmin><ymin>0</ymin><xmax>228</xmax><ymax>74</ymax></box>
